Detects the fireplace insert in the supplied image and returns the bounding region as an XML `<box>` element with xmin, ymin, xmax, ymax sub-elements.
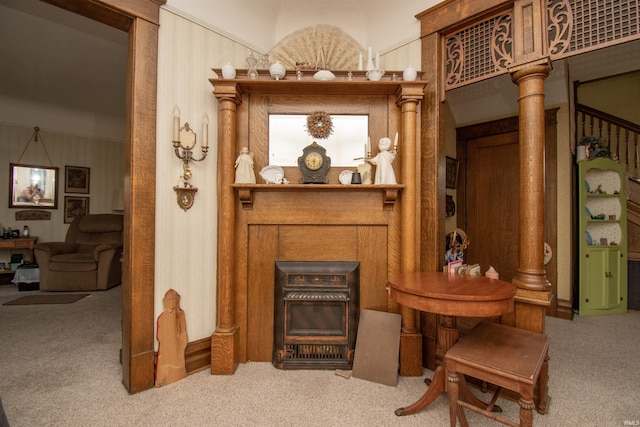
<box><xmin>273</xmin><ymin>261</ymin><xmax>360</xmax><ymax>370</ymax></box>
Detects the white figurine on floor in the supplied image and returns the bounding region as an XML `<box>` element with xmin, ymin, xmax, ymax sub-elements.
<box><xmin>234</xmin><ymin>147</ymin><xmax>256</xmax><ymax>184</ymax></box>
<box><xmin>367</xmin><ymin>137</ymin><xmax>396</xmax><ymax>184</ymax></box>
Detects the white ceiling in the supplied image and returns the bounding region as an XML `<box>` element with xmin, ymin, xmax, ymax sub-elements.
<box><xmin>0</xmin><ymin>0</ymin><xmax>128</xmax><ymax>120</ymax></box>
<box><xmin>0</xmin><ymin>0</ymin><xmax>638</xmax><ymax>130</ymax></box>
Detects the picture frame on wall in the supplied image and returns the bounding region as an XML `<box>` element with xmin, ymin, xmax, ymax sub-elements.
<box><xmin>445</xmin><ymin>156</ymin><xmax>459</xmax><ymax>189</ymax></box>
<box><xmin>64</xmin><ymin>196</ymin><xmax>90</xmax><ymax>224</ymax></box>
<box><xmin>9</xmin><ymin>163</ymin><xmax>59</xmax><ymax>209</ymax></box>
<box><xmin>65</xmin><ymin>165</ymin><xmax>90</xmax><ymax>194</ymax></box>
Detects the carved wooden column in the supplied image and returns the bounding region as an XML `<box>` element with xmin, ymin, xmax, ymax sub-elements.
<box><xmin>397</xmin><ymin>84</ymin><xmax>426</xmax><ymax>376</ymax></box>
<box><xmin>509</xmin><ymin>60</ymin><xmax>553</xmax><ymax>333</ymax></box>
<box><xmin>211</xmin><ymin>82</ymin><xmax>242</xmax><ymax>374</ymax></box>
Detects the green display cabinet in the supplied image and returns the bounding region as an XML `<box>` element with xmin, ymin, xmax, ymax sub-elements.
<box><xmin>578</xmin><ymin>157</ymin><xmax>627</xmax><ymax>315</ymax></box>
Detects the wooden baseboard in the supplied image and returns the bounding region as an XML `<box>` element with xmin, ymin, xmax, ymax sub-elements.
<box><xmin>152</xmin><ymin>337</ymin><xmax>212</xmax><ymax>378</ymax></box>
<box><xmin>555</xmin><ymin>299</ymin><xmax>574</xmax><ymax>320</ymax></box>
<box><xmin>185</xmin><ymin>337</ymin><xmax>212</xmax><ymax>374</ymax></box>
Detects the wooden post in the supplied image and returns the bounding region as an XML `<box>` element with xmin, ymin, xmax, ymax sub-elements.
<box><xmin>509</xmin><ymin>60</ymin><xmax>553</xmax><ymax>333</ymax></box>
<box><xmin>397</xmin><ymin>84</ymin><xmax>426</xmax><ymax>376</ymax></box>
<box><xmin>211</xmin><ymin>83</ymin><xmax>242</xmax><ymax>374</ymax></box>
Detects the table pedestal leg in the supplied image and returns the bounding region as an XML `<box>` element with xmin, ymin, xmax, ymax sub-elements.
<box><xmin>395</xmin><ymin>315</ymin><xmax>457</xmax><ymax>416</ymax></box>
<box><xmin>395</xmin><ymin>315</ymin><xmax>499</xmax><ymax>416</ymax></box>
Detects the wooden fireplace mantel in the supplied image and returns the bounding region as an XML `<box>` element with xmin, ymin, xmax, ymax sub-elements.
<box><xmin>233</xmin><ymin>184</ymin><xmax>404</xmax><ymax>209</ymax></box>
<box><xmin>210</xmin><ymin>74</ymin><xmax>426</xmax><ymax>375</ymax></box>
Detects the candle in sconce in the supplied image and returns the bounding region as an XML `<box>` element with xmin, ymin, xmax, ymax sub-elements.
<box><xmin>202</xmin><ymin>113</ymin><xmax>209</xmax><ymax>148</ymax></box>
<box><xmin>367</xmin><ymin>136</ymin><xmax>371</xmax><ymax>155</ymax></box>
<box><xmin>173</xmin><ymin>106</ymin><xmax>181</xmax><ymax>142</ymax></box>
<box><xmin>393</xmin><ymin>132</ymin><xmax>398</xmax><ymax>152</ymax></box>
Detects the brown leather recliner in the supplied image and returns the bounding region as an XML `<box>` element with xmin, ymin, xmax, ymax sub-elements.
<box><xmin>34</xmin><ymin>214</ymin><xmax>123</xmax><ymax>291</ymax></box>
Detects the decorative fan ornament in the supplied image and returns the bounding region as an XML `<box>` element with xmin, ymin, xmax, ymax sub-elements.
<box><xmin>269</xmin><ymin>25</ymin><xmax>364</xmax><ymax>71</ymax></box>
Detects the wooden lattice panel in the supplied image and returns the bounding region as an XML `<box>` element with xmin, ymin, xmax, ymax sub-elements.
<box><xmin>444</xmin><ymin>12</ymin><xmax>513</xmax><ymax>90</ymax></box>
<box><xmin>443</xmin><ymin>0</ymin><xmax>639</xmax><ymax>91</ymax></box>
<box><xmin>548</xmin><ymin>0</ymin><xmax>640</xmax><ymax>58</ymax></box>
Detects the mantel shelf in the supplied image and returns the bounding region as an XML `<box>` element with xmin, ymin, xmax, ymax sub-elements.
<box><xmin>210</xmin><ymin>70</ymin><xmax>427</xmax><ymax>97</ymax></box>
<box><xmin>232</xmin><ymin>184</ymin><xmax>404</xmax><ymax>209</ymax></box>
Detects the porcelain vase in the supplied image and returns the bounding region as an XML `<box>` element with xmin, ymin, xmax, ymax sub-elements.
<box><xmin>269</xmin><ymin>61</ymin><xmax>286</xmax><ymax>80</ymax></box>
<box><xmin>221</xmin><ymin>63</ymin><xmax>236</xmax><ymax>79</ymax></box>
<box><xmin>403</xmin><ymin>65</ymin><xmax>417</xmax><ymax>81</ymax></box>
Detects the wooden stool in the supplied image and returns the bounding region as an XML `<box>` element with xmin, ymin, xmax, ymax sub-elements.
<box><xmin>445</xmin><ymin>321</ymin><xmax>550</xmax><ymax>427</ymax></box>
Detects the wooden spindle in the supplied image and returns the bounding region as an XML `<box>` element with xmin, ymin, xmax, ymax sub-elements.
<box><xmin>613</xmin><ymin>124</ymin><xmax>618</xmax><ymax>159</ymax></box>
<box><xmin>598</xmin><ymin>118</ymin><xmax>602</xmax><ymax>138</ymax></box>
<box><xmin>625</xmin><ymin>129</ymin><xmax>629</xmax><ymax>164</ymax></box>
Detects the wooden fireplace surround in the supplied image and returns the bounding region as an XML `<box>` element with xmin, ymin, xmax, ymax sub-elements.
<box><xmin>209</xmin><ymin>72</ymin><xmax>426</xmax><ymax>374</ymax></box>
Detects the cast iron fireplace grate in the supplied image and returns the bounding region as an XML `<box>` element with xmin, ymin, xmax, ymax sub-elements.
<box><xmin>273</xmin><ymin>261</ymin><xmax>360</xmax><ymax>370</ymax></box>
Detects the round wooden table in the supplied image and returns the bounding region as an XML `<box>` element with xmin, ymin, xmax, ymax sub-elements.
<box><xmin>387</xmin><ymin>271</ymin><xmax>516</xmax><ymax>416</ymax></box>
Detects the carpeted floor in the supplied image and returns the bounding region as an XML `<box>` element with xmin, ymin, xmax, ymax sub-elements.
<box><xmin>0</xmin><ymin>283</ymin><xmax>639</xmax><ymax>426</ymax></box>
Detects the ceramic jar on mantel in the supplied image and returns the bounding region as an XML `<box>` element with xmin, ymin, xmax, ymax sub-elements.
<box><xmin>269</xmin><ymin>61</ymin><xmax>286</xmax><ymax>80</ymax></box>
<box><xmin>403</xmin><ymin>65</ymin><xmax>417</xmax><ymax>81</ymax></box>
<box><xmin>221</xmin><ymin>63</ymin><xmax>236</xmax><ymax>79</ymax></box>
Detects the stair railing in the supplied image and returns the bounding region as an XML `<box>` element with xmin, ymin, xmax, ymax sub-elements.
<box><xmin>576</xmin><ymin>103</ymin><xmax>640</xmax><ymax>177</ymax></box>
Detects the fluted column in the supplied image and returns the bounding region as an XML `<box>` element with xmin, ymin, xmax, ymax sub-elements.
<box><xmin>211</xmin><ymin>82</ymin><xmax>242</xmax><ymax>374</ymax></box>
<box><xmin>509</xmin><ymin>61</ymin><xmax>553</xmax><ymax>333</ymax></box>
<box><xmin>397</xmin><ymin>84</ymin><xmax>425</xmax><ymax>376</ymax></box>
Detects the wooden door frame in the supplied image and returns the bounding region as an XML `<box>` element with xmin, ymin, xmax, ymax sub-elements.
<box><xmin>456</xmin><ymin>109</ymin><xmax>560</xmax><ymax>318</ymax></box>
<box><xmin>42</xmin><ymin>0</ymin><xmax>163</xmax><ymax>393</ymax></box>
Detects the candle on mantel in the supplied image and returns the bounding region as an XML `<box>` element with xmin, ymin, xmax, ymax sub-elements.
<box><xmin>173</xmin><ymin>106</ymin><xmax>181</xmax><ymax>142</ymax></box>
<box><xmin>202</xmin><ymin>113</ymin><xmax>209</xmax><ymax>148</ymax></box>
<box><xmin>358</xmin><ymin>52</ymin><xmax>363</xmax><ymax>71</ymax></box>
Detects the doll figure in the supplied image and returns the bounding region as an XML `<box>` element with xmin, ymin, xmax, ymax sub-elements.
<box><xmin>156</xmin><ymin>289</ymin><xmax>188</xmax><ymax>387</ymax></box>
<box><xmin>234</xmin><ymin>147</ymin><xmax>256</xmax><ymax>184</ymax></box>
<box><xmin>367</xmin><ymin>137</ymin><xmax>396</xmax><ymax>184</ymax></box>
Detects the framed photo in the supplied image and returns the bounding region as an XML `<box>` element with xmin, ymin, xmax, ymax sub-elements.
<box><xmin>64</xmin><ymin>196</ymin><xmax>90</xmax><ymax>224</ymax></box>
<box><xmin>446</xmin><ymin>156</ymin><xmax>459</xmax><ymax>189</ymax></box>
<box><xmin>65</xmin><ymin>165</ymin><xmax>90</xmax><ymax>194</ymax></box>
<box><xmin>446</xmin><ymin>194</ymin><xmax>456</xmax><ymax>217</ymax></box>
<box><xmin>9</xmin><ymin>163</ymin><xmax>59</xmax><ymax>209</ymax></box>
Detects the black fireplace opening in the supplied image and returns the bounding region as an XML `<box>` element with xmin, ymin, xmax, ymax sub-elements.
<box><xmin>273</xmin><ymin>261</ymin><xmax>360</xmax><ymax>370</ymax></box>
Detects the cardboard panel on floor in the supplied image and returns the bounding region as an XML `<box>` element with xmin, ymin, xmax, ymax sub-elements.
<box><xmin>352</xmin><ymin>309</ymin><xmax>402</xmax><ymax>386</ymax></box>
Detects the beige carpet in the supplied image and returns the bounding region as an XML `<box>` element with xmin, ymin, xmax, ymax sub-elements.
<box><xmin>2</xmin><ymin>293</ymin><xmax>89</xmax><ymax>305</ymax></box>
<box><xmin>0</xmin><ymin>284</ymin><xmax>639</xmax><ymax>426</ymax></box>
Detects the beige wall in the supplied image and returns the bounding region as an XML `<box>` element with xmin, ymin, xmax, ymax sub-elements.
<box><xmin>578</xmin><ymin>70</ymin><xmax>640</xmax><ymax>125</ymax></box>
<box><xmin>0</xmin><ymin>123</ymin><xmax>124</xmax><ymax>264</ymax></box>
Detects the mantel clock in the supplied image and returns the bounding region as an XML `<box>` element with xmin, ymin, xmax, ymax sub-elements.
<box><xmin>298</xmin><ymin>142</ymin><xmax>331</xmax><ymax>184</ymax></box>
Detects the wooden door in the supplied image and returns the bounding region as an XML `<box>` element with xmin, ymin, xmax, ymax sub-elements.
<box><xmin>464</xmin><ymin>131</ymin><xmax>520</xmax><ymax>283</ymax></box>
<box><xmin>457</xmin><ymin>110</ymin><xmax>559</xmax><ymax>318</ymax></box>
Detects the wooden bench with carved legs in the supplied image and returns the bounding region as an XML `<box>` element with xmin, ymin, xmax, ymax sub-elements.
<box><xmin>445</xmin><ymin>321</ymin><xmax>550</xmax><ymax>427</ymax></box>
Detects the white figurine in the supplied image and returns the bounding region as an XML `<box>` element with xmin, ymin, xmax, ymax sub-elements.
<box><xmin>367</xmin><ymin>137</ymin><xmax>396</xmax><ymax>184</ymax></box>
<box><xmin>234</xmin><ymin>147</ymin><xmax>256</xmax><ymax>184</ymax></box>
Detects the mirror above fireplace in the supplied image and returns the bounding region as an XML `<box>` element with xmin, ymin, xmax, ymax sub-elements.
<box><xmin>268</xmin><ymin>114</ymin><xmax>369</xmax><ymax>167</ymax></box>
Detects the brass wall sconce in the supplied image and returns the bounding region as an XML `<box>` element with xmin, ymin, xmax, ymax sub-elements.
<box><xmin>172</xmin><ymin>106</ymin><xmax>209</xmax><ymax>211</ymax></box>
